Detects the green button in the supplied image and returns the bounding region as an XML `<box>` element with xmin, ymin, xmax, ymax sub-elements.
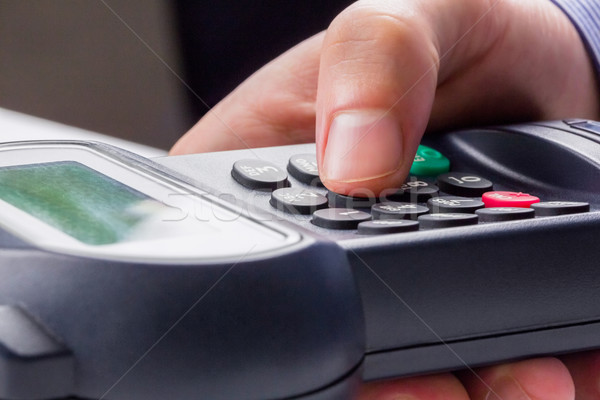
<box><xmin>409</xmin><ymin>145</ymin><xmax>450</xmax><ymax>177</ymax></box>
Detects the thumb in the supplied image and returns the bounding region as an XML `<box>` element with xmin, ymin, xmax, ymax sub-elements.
<box><xmin>315</xmin><ymin>0</ymin><xmax>497</xmax><ymax>195</ymax></box>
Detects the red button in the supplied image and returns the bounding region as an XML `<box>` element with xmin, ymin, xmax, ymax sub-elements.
<box><xmin>482</xmin><ymin>191</ymin><xmax>540</xmax><ymax>208</ymax></box>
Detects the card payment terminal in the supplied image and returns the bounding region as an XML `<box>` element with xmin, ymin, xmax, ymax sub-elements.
<box><xmin>0</xmin><ymin>119</ymin><xmax>598</xmax><ymax>400</ymax></box>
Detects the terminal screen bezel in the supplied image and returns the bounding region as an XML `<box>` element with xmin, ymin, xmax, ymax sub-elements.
<box><xmin>0</xmin><ymin>141</ymin><xmax>300</xmax><ymax>263</ymax></box>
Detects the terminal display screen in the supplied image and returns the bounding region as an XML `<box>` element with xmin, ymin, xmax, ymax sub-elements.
<box><xmin>0</xmin><ymin>161</ymin><xmax>154</xmax><ymax>245</ymax></box>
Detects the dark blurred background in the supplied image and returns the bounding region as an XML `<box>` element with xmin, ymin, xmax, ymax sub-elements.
<box><xmin>0</xmin><ymin>1</ymin><xmax>348</xmax><ymax>150</ymax></box>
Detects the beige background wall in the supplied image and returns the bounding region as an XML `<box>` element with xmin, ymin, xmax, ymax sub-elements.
<box><xmin>0</xmin><ymin>0</ymin><xmax>191</xmax><ymax>150</ymax></box>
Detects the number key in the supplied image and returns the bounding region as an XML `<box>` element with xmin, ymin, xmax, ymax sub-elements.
<box><xmin>436</xmin><ymin>172</ymin><xmax>493</xmax><ymax>197</ymax></box>
<box><xmin>232</xmin><ymin>159</ymin><xmax>289</xmax><ymax>190</ymax></box>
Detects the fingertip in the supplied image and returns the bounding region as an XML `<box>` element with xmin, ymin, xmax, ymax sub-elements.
<box><xmin>320</xmin><ymin>170</ymin><xmax>407</xmax><ymax>197</ymax></box>
<box><xmin>358</xmin><ymin>373</ymin><xmax>468</xmax><ymax>400</ymax></box>
<box><xmin>459</xmin><ymin>358</ymin><xmax>574</xmax><ymax>400</ymax></box>
<box><xmin>318</xmin><ymin>109</ymin><xmax>410</xmax><ymax>195</ymax></box>
<box><xmin>509</xmin><ymin>358</ymin><xmax>574</xmax><ymax>400</ymax></box>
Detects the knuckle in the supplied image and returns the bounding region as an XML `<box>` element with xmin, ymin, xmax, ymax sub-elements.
<box><xmin>323</xmin><ymin>1</ymin><xmax>439</xmax><ymax>77</ymax></box>
<box><xmin>330</xmin><ymin>3</ymin><xmax>418</xmax><ymax>45</ymax></box>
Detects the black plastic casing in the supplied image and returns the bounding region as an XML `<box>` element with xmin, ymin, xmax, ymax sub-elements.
<box><xmin>0</xmin><ymin>145</ymin><xmax>364</xmax><ymax>400</ymax></box>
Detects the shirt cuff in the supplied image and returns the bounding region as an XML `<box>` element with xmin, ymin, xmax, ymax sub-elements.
<box><xmin>551</xmin><ymin>0</ymin><xmax>600</xmax><ymax>77</ymax></box>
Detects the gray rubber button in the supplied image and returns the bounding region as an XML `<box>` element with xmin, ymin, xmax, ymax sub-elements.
<box><xmin>270</xmin><ymin>187</ymin><xmax>328</xmax><ymax>215</ymax></box>
<box><xmin>327</xmin><ymin>192</ymin><xmax>377</xmax><ymax>209</ymax></box>
<box><xmin>419</xmin><ymin>213</ymin><xmax>479</xmax><ymax>229</ymax></box>
<box><xmin>399</xmin><ymin>178</ymin><xmax>439</xmax><ymax>202</ymax></box>
<box><xmin>436</xmin><ymin>172</ymin><xmax>493</xmax><ymax>197</ymax></box>
<box><xmin>357</xmin><ymin>220</ymin><xmax>419</xmax><ymax>235</ymax></box>
<box><xmin>232</xmin><ymin>159</ymin><xmax>289</xmax><ymax>190</ymax></box>
<box><xmin>428</xmin><ymin>196</ymin><xmax>485</xmax><ymax>213</ymax></box>
<box><xmin>531</xmin><ymin>201</ymin><xmax>590</xmax><ymax>216</ymax></box>
<box><xmin>371</xmin><ymin>202</ymin><xmax>429</xmax><ymax>220</ymax></box>
<box><xmin>287</xmin><ymin>154</ymin><xmax>322</xmax><ymax>186</ymax></box>
<box><xmin>476</xmin><ymin>207</ymin><xmax>535</xmax><ymax>222</ymax></box>
<box><xmin>311</xmin><ymin>208</ymin><xmax>371</xmax><ymax>230</ymax></box>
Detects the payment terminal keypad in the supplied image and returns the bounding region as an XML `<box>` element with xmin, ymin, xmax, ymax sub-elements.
<box><xmin>228</xmin><ymin>145</ymin><xmax>591</xmax><ymax>234</ymax></box>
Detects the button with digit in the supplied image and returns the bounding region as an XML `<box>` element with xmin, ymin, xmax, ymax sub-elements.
<box><xmin>427</xmin><ymin>196</ymin><xmax>485</xmax><ymax>213</ymax></box>
<box><xmin>436</xmin><ymin>172</ymin><xmax>493</xmax><ymax>197</ymax></box>
<box><xmin>482</xmin><ymin>191</ymin><xmax>540</xmax><ymax>208</ymax></box>
<box><xmin>476</xmin><ymin>207</ymin><xmax>535</xmax><ymax>222</ymax></box>
<box><xmin>357</xmin><ymin>219</ymin><xmax>419</xmax><ymax>235</ymax></box>
<box><xmin>327</xmin><ymin>191</ymin><xmax>377</xmax><ymax>209</ymax></box>
<box><xmin>410</xmin><ymin>145</ymin><xmax>450</xmax><ymax>177</ymax></box>
<box><xmin>371</xmin><ymin>202</ymin><xmax>429</xmax><ymax>220</ymax></box>
<box><xmin>418</xmin><ymin>213</ymin><xmax>479</xmax><ymax>229</ymax></box>
<box><xmin>270</xmin><ymin>187</ymin><xmax>328</xmax><ymax>215</ymax></box>
<box><xmin>377</xmin><ymin>187</ymin><xmax>406</xmax><ymax>202</ymax></box>
<box><xmin>312</xmin><ymin>208</ymin><xmax>371</xmax><ymax>230</ymax></box>
<box><xmin>531</xmin><ymin>201</ymin><xmax>590</xmax><ymax>216</ymax></box>
<box><xmin>399</xmin><ymin>178</ymin><xmax>439</xmax><ymax>202</ymax></box>
<box><xmin>232</xmin><ymin>159</ymin><xmax>289</xmax><ymax>190</ymax></box>
<box><xmin>287</xmin><ymin>154</ymin><xmax>322</xmax><ymax>186</ymax></box>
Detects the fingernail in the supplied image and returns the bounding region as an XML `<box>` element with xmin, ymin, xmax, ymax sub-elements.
<box><xmin>486</xmin><ymin>376</ymin><xmax>532</xmax><ymax>400</ymax></box>
<box><xmin>322</xmin><ymin>110</ymin><xmax>403</xmax><ymax>182</ymax></box>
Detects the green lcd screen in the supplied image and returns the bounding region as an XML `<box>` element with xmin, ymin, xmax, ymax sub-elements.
<box><xmin>0</xmin><ymin>161</ymin><xmax>154</xmax><ymax>245</ymax></box>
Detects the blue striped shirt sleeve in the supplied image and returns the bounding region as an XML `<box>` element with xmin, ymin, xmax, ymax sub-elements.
<box><xmin>551</xmin><ymin>0</ymin><xmax>600</xmax><ymax>77</ymax></box>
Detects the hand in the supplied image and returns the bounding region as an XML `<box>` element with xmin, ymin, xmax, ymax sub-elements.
<box><xmin>171</xmin><ymin>0</ymin><xmax>598</xmax><ymax>194</ymax></box>
<box><xmin>170</xmin><ymin>0</ymin><xmax>600</xmax><ymax>398</ymax></box>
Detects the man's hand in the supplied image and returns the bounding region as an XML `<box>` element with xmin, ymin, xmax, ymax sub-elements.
<box><xmin>171</xmin><ymin>0</ymin><xmax>598</xmax><ymax>193</ymax></box>
<box><xmin>170</xmin><ymin>0</ymin><xmax>600</xmax><ymax>398</ymax></box>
